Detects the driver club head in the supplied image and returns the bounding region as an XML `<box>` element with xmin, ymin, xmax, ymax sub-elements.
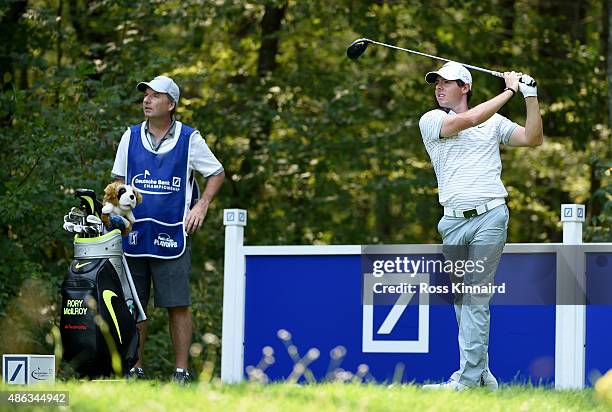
<box><xmin>347</xmin><ymin>38</ymin><xmax>370</xmax><ymax>60</ymax></box>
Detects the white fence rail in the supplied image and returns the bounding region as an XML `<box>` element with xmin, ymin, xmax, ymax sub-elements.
<box><xmin>220</xmin><ymin>204</ymin><xmax>611</xmax><ymax>389</ymax></box>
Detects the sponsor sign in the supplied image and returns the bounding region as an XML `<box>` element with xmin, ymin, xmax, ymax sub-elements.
<box><xmin>3</xmin><ymin>355</ymin><xmax>55</xmax><ymax>385</ymax></box>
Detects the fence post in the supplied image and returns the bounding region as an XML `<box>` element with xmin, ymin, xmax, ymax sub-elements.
<box><xmin>221</xmin><ymin>209</ymin><xmax>247</xmax><ymax>383</ymax></box>
<box><xmin>555</xmin><ymin>204</ymin><xmax>586</xmax><ymax>389</ymax></box>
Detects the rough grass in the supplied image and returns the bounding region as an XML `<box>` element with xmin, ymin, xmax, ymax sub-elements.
<box><xmin>1</xmin><ymin>381</ymin><xmax>610</xmax><ymax>412</ymax></box>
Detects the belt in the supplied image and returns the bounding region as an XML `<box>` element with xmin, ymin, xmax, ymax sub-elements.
<box><xmin>443</xmin><ymin>198</ymin><xmax>505</xmax><ymax>218</ymax></box>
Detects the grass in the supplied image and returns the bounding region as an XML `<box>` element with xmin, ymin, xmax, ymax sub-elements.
<box><xmin>1</xmin><ymin>381</ymin><xmax>610</xmax><ymax>412</ymax></box>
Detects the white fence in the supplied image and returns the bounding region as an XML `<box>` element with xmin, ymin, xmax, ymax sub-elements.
<box><xmin>220</xmin><ymin>204</ymin><xmax>612</xmax><ymax>389</ymax></box>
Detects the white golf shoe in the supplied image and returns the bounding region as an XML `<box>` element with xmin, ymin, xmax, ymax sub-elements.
<box><xmin>422</xmin><ymin>380</ymin><xmax>469</xmax><ymax>391</ymax></box>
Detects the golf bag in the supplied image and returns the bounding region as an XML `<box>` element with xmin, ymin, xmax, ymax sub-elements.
<box><xmin>60</xmin><ymin>189</ymin><xmax>146</xmax><ymax>378</ymax></box>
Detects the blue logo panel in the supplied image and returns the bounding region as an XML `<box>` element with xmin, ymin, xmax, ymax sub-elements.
<box><xmin>244</xmin><ymin>253</ymin><xmax>556</xmax><ymax>384</ymax></box>
<box><xmin>372</xmin><ymin>303</ymin><xmax>419</xmax><ymax>341</ymax></box>
<box><xmin>3</xmin><ymin>356</ymin><xmax>28</xmax><ymax>384</ymax></box>
<box><xmin>585</xmin><ymin>252</ymin><xmax>612</xmax><ymax>386</ymax></box>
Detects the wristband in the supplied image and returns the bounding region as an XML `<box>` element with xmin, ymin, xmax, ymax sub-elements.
<box><xmin>503</xmin><ymin>87</ymin><xmax>516</xmax><ymax>96</ymax></box>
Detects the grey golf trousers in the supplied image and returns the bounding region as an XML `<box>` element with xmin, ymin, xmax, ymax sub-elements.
<box><xmin>438</xmin><ymin>203</ymin><xmax>509</xmax><ymax>387</ymax></box>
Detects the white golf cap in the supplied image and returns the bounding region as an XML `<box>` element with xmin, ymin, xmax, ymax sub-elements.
<box><xmin>425</xmin><ymin>62</ymin><xmax>472</xmax><ymax>89</ymax></box>
<box><xmin>137</xmin><ymin>75</ymin><xmax>180</xmax><ymax>103</ymax></box>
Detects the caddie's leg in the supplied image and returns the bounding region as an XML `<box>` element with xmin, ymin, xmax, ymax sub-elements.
<box><xmin>169</xmin><ymin>306</ymin><xmax>192</xmax><ymax>369</ymax></box>
<box><xmin>135</xmin><ymin>321</ymin><xmax>148</xmax><ymax>368</ymax></box>
<box><xmin>126</xmin><ymin>256</ymin><xmax>152</xmax><ymax>369</ymax></box>
<box><xmin>151</xmin><ymin>238</ymin><xmax>193</xmax><ymax>370</ymax></box>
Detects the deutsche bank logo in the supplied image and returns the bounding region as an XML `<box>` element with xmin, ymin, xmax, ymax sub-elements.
<box><xmin>3</xmin><ymin>356</ymin><xmax>28</xmax><ymax>384</ymax></box>
<box><xmin>564</xmin><ymin>207</ymin><xmax>573</xmax><ymax>218</ymax></box>
<box><xmin>362</xmin><ymin>273</ymin><xmax>429</xmax><ymax>353</ymax></box>
<box><xmin>3</xmin><ymin>355</ymin><xmax>55</xmax><ymax>385</ymax></box>
<box><xmin>223</xmin><ymin>209</ymin><xmax>247</xmax><ymax>227</ymax></box>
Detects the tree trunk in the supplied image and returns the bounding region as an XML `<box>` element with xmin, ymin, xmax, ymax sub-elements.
<box><xmin>587</xmin><ymin>0</ymin><xmax>612</xmax><ymax>223</ymax></box>
<box><xmin>257</xmin><ymin>3</ymin><xmax>287</xmax><ymax>77</ymax></box>
<box><xmin>57</xmin><ymin>0</ymin><xmax>64</xmax><ymax>70</ymax></box>
<box><xmin>0</xmin><ymin>0</ymin><xmax>28</xmax><ymax>125</ymax></box>
<box><xmin>238</xmin><ymin>2</ymin><xmax>287</xmax><ymax>209</ymax></box>
<box><xmin>607</xmin><ymin>0</ymin><xmax>612</xmax><ymax>149</ymax></box>
<box><xmin>66</xmin><ymin>0</ymin><xmax>115</xmax><ymax>80</ymax></box>
<box><xmin>55</xmin><ymin>0</ymin><xmax>64</xmax><ymax>105</ymax></box>
<box><xmin>493</xmin><ymin>0</ymin><xmax>515</xmax><ymax>78</ymax></box>
<box><xmin>538</xmin><ymin>0</ymin><xmax>587</xmax><ymax>43</ymax></box>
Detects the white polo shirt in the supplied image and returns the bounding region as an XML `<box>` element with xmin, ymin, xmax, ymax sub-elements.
<box><xmin>419</xmin><ymin>109</ymin><xmax>518</xmax><ymax>210</ymax></box>
<box><xmin>112</xmin><ymin>121</ymin><xmax>223</xmax><ymax>207</ymax></box>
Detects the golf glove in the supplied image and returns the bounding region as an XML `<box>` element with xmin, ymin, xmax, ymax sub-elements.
<box><xmin>519</xmin><ymin>75</ymin><xmax>537</xmax><ymax>98</ymax></box>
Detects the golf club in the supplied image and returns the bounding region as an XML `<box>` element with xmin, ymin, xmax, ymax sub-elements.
<box><xmin>68</xmin><ymin>212</ymin><xmax>84</xmax><ymax>228</ymax></box>
<box><xmin>86</xmin><ymin>215</ymin><xmax>103</xmax><ymax>236</ymax></box>
<box><xmin>86</xmin><ymin>215</ymin><xmax>102</xmax><ymax>225</ymax></box>
<box><xmin>83</xmin><ymin>226</ymin><xmax>98</xmax><ymax>236</ymax></box>
<box><xmin>64</xmin><ymin>205</ymin><xmax>101</xmax><ymax>236</ymax></box>
<box><xmin>69</xmin><ymin>207</ymin><xmax>85</xmax><ymax>217</ymax></box>
<box><xmin>65</xmin><ymin>214</ymin><xmax>81</xmax><ymax>225</ymax></box>
<box><xmin>347</xmin><ymin>38</ymin><xmax>536</xmax><ymax>86</ymax></box>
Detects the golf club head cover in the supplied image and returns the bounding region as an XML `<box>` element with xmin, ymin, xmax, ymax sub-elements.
<box><xmin>519</xmin><ymin>74</ymin><xmax>537</xmax><ymax>98</ymax></box>
<box><xmin>102</xmin><ymin>214</ymin><xmax>129</xmax><ymax>236</ymax></box>
<box><xmin>101</xmin><ymin>182</ymin><xmax>142</xmax><ymax>237</ymax></box>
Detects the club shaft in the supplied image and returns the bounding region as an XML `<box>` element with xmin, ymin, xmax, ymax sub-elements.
<box><xmin>366</xmin><ymin>39</ymin><xmax>503</xmax><ymax>78</ymax></box>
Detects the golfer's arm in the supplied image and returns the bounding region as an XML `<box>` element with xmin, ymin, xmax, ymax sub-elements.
<box><xmin>440</xmin><ymin>90</ymin><xmax>515</xmax><ymax>137</ymax></box>
<box><xmin>507</xmin><ymin>98</ymin><xmax>543</xmax><ymax>147</ymax></box>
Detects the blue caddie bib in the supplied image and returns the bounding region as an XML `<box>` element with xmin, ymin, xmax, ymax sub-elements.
<box><xmin>123</xmin><ymin>121</ymin><xmax>193</xmax><ymax>258</ymax></box>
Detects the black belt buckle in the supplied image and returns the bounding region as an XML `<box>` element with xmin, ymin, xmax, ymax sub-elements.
<box><xmin>463</xmin><ymin>209</ymin><xmax>478</xmax><ymax>218</ymax></box>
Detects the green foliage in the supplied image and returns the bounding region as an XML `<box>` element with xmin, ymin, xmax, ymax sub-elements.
<box><xmin>0</xmin><ymin>0</ymin><xmax>610</xmax><ymax>379</ymax></box>
<box><xmin>586</xmin><ymin>159</ymin><xmax>612</xmax><ymax>242</ymax></box>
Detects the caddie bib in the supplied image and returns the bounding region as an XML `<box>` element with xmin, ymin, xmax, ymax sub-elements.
<box><xmin>123</xmin><ymin>121</ymin><xmax>193</xmax><ymax>258</ymax></box>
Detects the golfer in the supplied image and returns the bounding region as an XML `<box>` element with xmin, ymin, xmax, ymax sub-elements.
<box><xmin>111</xmin><ymin>75</ymin><xmax>225</xmax><ymax>383</ymax></box>
<box><xmin>419</xmin><ymin>62</ymin><xmax>543</xmax><ymax>390</ymax></box>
